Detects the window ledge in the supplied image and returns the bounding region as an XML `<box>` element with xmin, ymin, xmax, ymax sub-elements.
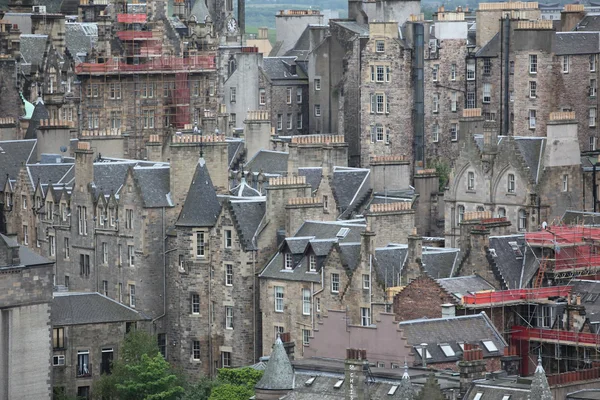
<box><xmin>506</xmin><ymin>192</ymin><xmax>517</xmax><ymax>196</ymax></box>
<box><xmin>466</xmin><ymin>190</ymin><xmax>476</xmax><ymax>194</ymax></box>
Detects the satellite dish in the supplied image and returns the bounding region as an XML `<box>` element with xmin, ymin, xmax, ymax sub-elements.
<box><xmin>60</xmin><ymin>146</ymin><xmax>67</xmax><ymax>153</ymax></box>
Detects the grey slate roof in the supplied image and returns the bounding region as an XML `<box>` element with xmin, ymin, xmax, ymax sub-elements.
<box><xmin>133</xmin><ymin>166</ymin><xmax>172</xmax><ymax>207</ymax></box>
<box><xmin>177</xmin><ymin>159</ymin><xmax>221</xmax><ymax>227</ymax></box>
<box><xmin>399</xmin><ymin>313</ymin><xmax>507</xmax><ymax>364</ymax></box>
<box><xmin>245</xmin><ymin>150</ymin><xmax>288</xmax><ymax>175</ymax></box>
<box><xmin>488</xmin><ymin>235</ymin><xmax>538</xmax><ymax>289</ymax></box>
<box><xmin>256</xmin><ymin>337</ymin><xmax>295</xmax><ymax>390</ymax></box>
<box><xmin>553</xmin><ymin>32</ymin><xmax>600</xmax><ymax>55</ymax></box>
<box><xmin>0</xmin><ymin>139</ymin><xmax>36</xmax><ymax>181</ymax></box>
<box><xmin>52</xmin><ymin>292</ymin><xmax>148</xmax><ymax>326</ymax></box>
<box><xmin>475</xmin><ymin>32</ymin><xmax>500</xmax><ymax>57</ymax></box>
<box><xmin>333</xmin><ymin>20</ymin><xmax>369</xmax><ymax>37</ymax></box>
<box><xmin>20</xmin><ymin>34</ymin><xmax>48</xmax><ymax>67</ymax></box>
<box><xmin>229</xmin><ymin>199</ymin><xmax>266</xmax><ymax>251</ymax></box>
<box><xmin>0</xmin><ymin>233</ymin><xmax>52</xmax><ymax>268</ymax></box>
<box><xmin>422</xmin><ymin>247</ymin><xmax>460</xmax><ymax>279</ymax></box>
<box><xmin>230</xmin><ymin>178</ymin><xmax>262</xmax><ymax>197</ymax></box>
<box><xmin>331</xmin><ymin>168</ymin><xmax>370</xmax><ymax>215</ymax></box>
<box><xmin>437</xmin><ymin>275</ymin><xmax>495</xmax><ymax>300</ymax></box>
<box><xmin>571</xmin><ymin>280</ymin><xmax>600</xmax><ymax>327</ymax></box>
<box><xmin>227</xmin><ymin>140</ymin><xmax>243</xmax><ymax>168</ymax></box>
<box><xmin>65</xmin><ymin>23</ymin><xmax>98</xmax><ymax>60</ymax></box>
<box><xmin>464</xmin><ymin>376</ymin><xmax>531</xmax><ymax>400</ymax></box>
<box><xmin>262</xmin><ymin>57</ymin><xmax>308</xmax><ymax>80</ymax></box>
<box><xmin>28</xmin><ymin>163</ymin><xmax>73</xmax><ymax>187</ymax></box>
<box><xmin>577</xmin><ymin>15</ymin><xmax>600</xmax><ymax>32</ymax></box>
<box><xmin>190</xmin><ymin>0</ymin><xmax>210</xmax><ymax>21</ymax></box>
<box><xmin>298</xmin><ymin>167</ymin><xmax>322</xmax><ymax>192</ymax></box>
<box><xmin>530</xmin><ymin>358</ymin><xmax>553</xmax><ymax>400</ymax></box>
<box><xmin>514</xmin><ymin>137</ymin><xmax>544</xmax><ymax>183</ymax></box>
<box><xmin>339</xmin><ymin>243</ymin><xmax>361</xmax><ymax>271</ymax></box>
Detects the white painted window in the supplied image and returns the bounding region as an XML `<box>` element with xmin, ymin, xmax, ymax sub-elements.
<box><xmin>433</xmin><ymin>93</ymin><xmax>439</xmax><ymax>113</ymax></box>
<box><xmin>302</xmin><ymin>329</ymin><xmax>311</xmax><ymax>345</ymax></box>
<box><xmin>529</xmin><ymin>109</ymin><xmax>536</xmax><ymax>129</ymax></box>
<box><xmin>483</xmin><ymin>83</ymin><xmax>491</xmax><ymax>103</ymax></box>
<box><xmin>591</xmin><ymin>79</ymin><xmax>598</xmax><ymax>97</ymax></box>
<box><xmin>362</xmin><ymin>274</ymin><xmax>370</xmax><ymax>290</ymax></box>
<box><xmin>286</xmin><ymin>87</ymin><xmax>292</xmax><ymax>104</ymax></box>
<box><xmin>361</xmin><ymin>307</ymin><xmax>371</xmax><ymax>326</ymax></box>
<box><xmin>468</xmin><ymin>171</ymin><xmax>475</xmax><ymax>191</ymax></box>
<box><xmin>196</xmin><ymin>232</ymin><xmax>205</xmax><ymax>257</ymax></box>
<box><xmin>259</xmin><ymin>88</ymin><xmax>266</xmax><ymax>104</ymax></box>
<box><xmin>440</xmin><ymin>344</ymin><xmax>455</xmax><ymax>357</ymax></box>
<box><xmin>432</xmin><ymin>64</ymin><xmax>439</xmax><ymax>82</ymax></box>
<box><xmin>451</xmin><ymin>92</ymin><xmax>457</xmax><ymax>112</ymax></box>
<box><xmin>508</xmin><ymin>174</ymin><xmax>516</xmax><ymax>193</ymax></box>
<box><xmin>450</xmin><ymin>63</ymin><xmax>456</xmax><ymax>80</ymax></box>
<box><xmin>529</xmin><ymin>81</ymin><xmax>537</xmax><ymax>98</ymax></box>
<box><xmin>284</xmin><ymin>253</ymin><xmax>293</xmax><ymax>270</ymax></box>
<box><xmin>225</xmin><ymin>264</ymin><xmax>233</xmax><ymax>286</ymax></box>
<box><xmin>376</xmin><ymin>40</ymin><xmax>385</xmax><ymax>52</ymax></box>
<box><xmin>275</xmin><ymin>286</ymin><xmax>284</xmax><ymax>312</ymax></box>
<box><xmin>225</xmin><ymin>306</ymin><xmax>233</xmax><ymax>329</ymax></box>
<box><xmin>467</xmin><ymin>59</ymin><xmax>475</xmax><ymax>80</ymax></box>
<box><xmin>457</xmin><ymin>205</ymin><xmax>465</xmax><ymax>223</ymax></box>
<box><xmin>309</xmin><ymin>255</ymin><xmax>317</xmax><ymax>271</ymax></box>
<box><xmin>518</xmin><ymin>209</ymin><xmax>527</xmax><ymax>231</ymax></box>
<box><xmin>277</xmin><ymin>114</ymin><xmax>283</xmax><ymax>131</ymax></box>
<box><xmin>302</xmin><ymin>288</ymin><xmax>311</xmax><ymax>315</ymax></box>
<box><xmin>529</xmin><ymin>54</ymin><xmax>538</xmax><ymax>73</ymax></box>
<box><xmin>432</xmin><ymin>124</ymin><xmax>439</xmax><ymax>142</ymax></box>
<box><xmin>314</xmin><ymin>104</ymin><xmax>321</xmax><ymax>117</ymax></box>
<box><xmin>590</xmin><ymin>108</ymin><xmax>597</xmax><ymax>127</ymax></box>
<box><xmin>331</xmin><ymin>273</ymin><xmax>340</xmax><ymax>293</ymax></box>
<box><xmin>314</xmin><ymin>78</ymin><xmax>321</xmax><ymax>91</ymax></box>
<box><xmin>450</xmin><ymin>123</ymin><xmax>458</xmax><ymax>141</ymax></box>
<box><xmin>592</xmin><ymin>55</ymin><xmax>598</xmax><ymax>72</ymax></box>
<box><xmin>129</xmin><ymin>284</ymin><xmax>136</xmax><ymax>308</ymax></box>
<box><xmin>562</xmin><ymin>55</ymin><xmax>570</xmax><ymax>73</ymax></box>
<box><xmin>191</xmin><ymin>294</ymin><xmax>200</xmax><ymax>314</ymax></box>
<box><xmin>230</xmin><ymin>87</ymin><xmax>236</xmax><ymax>102</ymax></box>
<box><xmin>562</xmin><ymin>174</ymin><xmax>569</xmax><ymax>192</ymax></box>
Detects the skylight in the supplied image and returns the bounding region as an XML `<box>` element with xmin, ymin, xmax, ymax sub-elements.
<box><xmin>334</xmin><ymin>379</ymin><xmax>344</xmax><ymax>389</ymax></box>
<box><xmin>415</xmin><ymin>347</ymin><xmax>432</xmax><ymax>359</ymax></box>
<box><xmin>482</xmin><ymin>340</ymin><xmax>498</xmax><ymax>352</ymax></box>
<box><xmin>336</xmin><ymin>227</ymin><xmax>350</xmax><ymax>238</ymax></box>
<box><xmin>502</xmin><ymin>396</ymin><xmax>511</xmax><ymax>400</ymax></box>
<box><xmin>474</xmin><ymin>393</ymin><xmax>483</xmax><ymax>400</ymax></box>
<box><xmin>440</xmin><ymin>344</ymin><xmax>455</xmax><ymax>357</ymax></box>
<box><xmin>508</xmin><ymin>241</ymin><xmax>523</xmax><ymax>258</ymax></box>
<box><xmin>388</xmin><ymin>386</ymin><xmax>398</xmax><ymax>395</ymax></box>
<box><xmin>305</xmin><ymin>377</ymin><xmax>316</xmax><ymax>386</ymax></box>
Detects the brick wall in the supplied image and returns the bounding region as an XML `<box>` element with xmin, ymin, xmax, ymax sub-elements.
<box><xmin>393</xmin><ymin>275</ymin><xmax>456</xmax><ymax>322</ymax></box>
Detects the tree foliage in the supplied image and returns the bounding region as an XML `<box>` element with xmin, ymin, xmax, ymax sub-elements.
<box><xmin>93</xmin><ymin>331</ymin><xmax>184</xmax><ymax>400</ymax></box>
<box><xmin>216</xmin><ymin>367</ymin><xmax>264</xmax><ymax>386</ymax></box>
<box><xmin>208</xmin><ymin>384</ymin><xmax>254</xmax><ymax>400</ymax></box>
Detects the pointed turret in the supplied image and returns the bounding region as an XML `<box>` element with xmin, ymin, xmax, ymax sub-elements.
<box><xmin>396</xmin><ymin>361</ymin><xmax>415</xmax><ymax>400</ymax></box>
<box><xmin>255</xmin><ymin>337</ymin><xmax>295</xmax><ymax>399</ymax></box>
<box><xmin>530</xmin><ymin>355</ymin><xmax>552</xmax><ymax>400</ymax></box>
<box><xmin>176</xmin><ymin>158</ymin><xmax>221</xmax><ymax>228</ymax></box>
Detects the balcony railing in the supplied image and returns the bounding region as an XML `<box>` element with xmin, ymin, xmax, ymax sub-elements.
<box><xmin>512</xmin><ymin>326</ymin><xmax>600</xmax><ymax>347</ymax></box>
<box><xmin>77</xmin><ymin>363</ymin><xmax>92</xmax><ymax>378</ymax></box>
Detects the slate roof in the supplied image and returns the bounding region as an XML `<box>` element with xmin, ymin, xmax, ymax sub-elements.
<box><xmin>399</xmin><ymin>313</ymin><xmax>507</xmax><ymax>364</ymax></box>
<box><xmin>339</xmin><ymin>243</ymin><xmax>361</xmax><ymax>271</ymax></box>
<box><xmin>571</xmin><ymin>280</ymin><xmax>600</xmax><ymax>327</ymax></box>
<box><xmin>298</xmin><ymin>167</ymin><xmax>322</xmax><ymax>192</ymax></box>
<box><xmin>577</xmin><ymin>14</ymin><xmax>600</xmax><ymax>32</ymax></box>
<box><xmin>51</xmin><ymin>292</ymin><xmax>148</xmax><ymax>326</ymax></box>
<box><xmin>190</xmin><ymin>0</ymin><xmax>210</xmax><ymax>21</ymax></box>
<box><xmin>437</xmin><ymin>275</ymin><xmax>495</xmax><ymax>300</ymax></box>
<box><xmin>463</xmin><ymin>375</ymin><xmax>531</xmax><ymax>400</ymax></box>
<box><xmin>256</xmin><ymin>337</ymin><xmax>295</xmax><ymax>390</ymax></box>
<box><xmin>65</xmin><ymin>23</ymin><xmax>98</xmax><ymax>60</ymax></box>
<box><xmin>554</xmin><ymin>32</ymin><xmax>600</xmax><ymax>55</ymax></box>
<box><xmin>28</xmin><ymin>163</ymin><xmax>73</xmax><ymax>187</ymax></box>
<box><xmin>133</xmin><ymin>165</ymin><xmax>172</xmax><ymax>207</ymax></box>
<box><xmin>245</xmin><ymin>150</ymin><xmax>288</xmax><ymax>175</ymax></box>
<box><xmin>262</xmin><ymin>57</ymin><xmax>308</xmax><ymax>81</ymax></box>
<box><xmin>20</xmin><ymin>34</ymin><xmax>48</xmax><ymax>67</ymax></box>
<box><xmin>331</xmin><ymin>167</ymin><xmax>371</xmax><ymax>216</ymax></box>
<box><xmin>0</xmin><ymin>139</ymin><xmax>36</xmax><ymax>181</ymax></box>
<box><xmin>230</xmin><ymin>178</ymin><xmax>262</xmax><ymax>197</ymax></box>
<box><xmin>227</xmin><ymin>140</ymin><xmax>244</xmax><ymax>168</ymax></box>
<box><xmin>229</xmin><ymin>199</ymin><xmax>266</xmax><ymax>251</ymax></box>
<box><xmin>333</xmin><ymin>20</ymin><xmax>369</xmax><ymax>37</ymax></box>
<box><xmin>0</xmin><ymin>233</ymin><xmax>52</xmax><ymax>268</ymax></box>
<box><xmin>488</xmin><ymin>235</ymin><xmax>538</xmax><ymax>289</ymax></box>
<box><xmin>177</xmin><ymin>159</ymin><xmax>221</xmax><ymax>227</ymax></box>
<box><xmin>475</xmin><ymin>32</ymin><xmax>500</xmax><ymax>57</ymax></box>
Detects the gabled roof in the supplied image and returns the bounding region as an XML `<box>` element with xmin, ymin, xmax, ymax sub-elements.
<box><xmin>553</xmin><ymin>32</ymin><xmax>600</xmax><ymax>55</ymax></box>
<box><xmin>245</xmin><ymin>150</ymin><xmax>289</xmax><ymax>175</ymax></box>
<box><xmin>298</xmin><ymin>167</ymin><xmax>322</xmax><ymax>192</ymax></box>
<box><xmin>20</xmin><ymin>34</ymin><xmax>48</xmax><ymax>68</ymax></box>
<box><xmin>262</xmin><ymin>57</ymin><xmax>307</xmax><ymax>81</ymax></box>
<box><xmin>475</xmin><ymin>32</ymin><xmax>500</xmax><ymax>57</ymax></box>
<box><xmin>577</xmin><ymin>14</ymin><xmax>600</xmax><ymax>31</ymax></box>
<box><xmin>488</xmin><ymin>235</ymin><xmax>538</xmax><ymax>289</ymax></box>
<box><xmin>571</xmin><ymin>280</ymin><xmax>600</xmax><ymax>326</ymax></box>
<box><xmin>332</xmin><ymin>167</ymin><xmax>371</xmax><ymax>217</ymax></box>
<box><xmin>65</xmin><ymin>22</ymin><xmax>98</xmax><ymax>61</ymax></box>
<box><xmin>437</xmin><ymin>275</ymin><xmax>495</xmax><ymax>300</ymax></box>
<box><xmin>399</xmin><ymin>313</ymin><xmax>507</xmax><ymax>364</ymax></box>
<box><xmin>133</xmin><ymin>165</ymin><xmax>173</xmax><ymax>207</ymax></box>
<box><xmin>0</xmin><ymin>233</ymin><xmax>53</xmax><ymax>268</ymax></box>
<box><xmin>177</xmin><ymin>158</ymin><xmax>221</xmax><ymax>227</ymax></box>
<box><xmin>0</xmin><ymin>139</ymin><xmax>36</xmax><ymax>181</ymax></box>
<box><xmin>51</xmin><ymin>292</ymin><xmax>148</xmax><ymax>326</ymax></box>
<box><xmin>25</xmin><ymin>99</ymin><xmax>50</xmax><ymax>139</ymax></box>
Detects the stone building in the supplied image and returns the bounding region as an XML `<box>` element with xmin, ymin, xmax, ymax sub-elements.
<box><xmin>444</xmin><ymin>110</ymin><xmax>586</xmax><ymax>246</ymax></box>
<box><xmin>50</xmin><ymin>291</ymin><xmax>150</xmax><ymax>399</ymax></box>
<box><xmin>0</xmin><ymin>233</ymin><xmax>54</xmax><ymax>400</ymax></box>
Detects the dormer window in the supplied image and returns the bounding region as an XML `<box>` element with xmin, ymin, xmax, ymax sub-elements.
<box><xmin>309</xmin><ymin>255</ymin><xmax>317</xmax><ymax>272</ymax></box>
<box><xmin>284</xmin><ymin>253</ymin><xmax>293</xmax><ymax>270</ymax></box>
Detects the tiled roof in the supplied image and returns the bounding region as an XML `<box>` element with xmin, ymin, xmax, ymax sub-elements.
<box><xmin>177</xmin><ymin>159</ymin><xmax>221</xmax><ymax>227</ymax></box>
<box><xmin>399</xmin><ymin>313</ymin><xmax>507</xmax><ymax>364</ymax></box>
<box><xmin>553</xmin><ymin>32</ymin><xmax>600</xmax><ymax>55</ymax></box>
<box><xmin>20</xmin><ymin>34</ymin><xmax>48</xmax><ymax>67</ymax></box>
<box><xmin>65</xmin><ymin>23</ymin><xmax>98</xmax><ymax>60</ymax></box>
<box><xmin>52</xmin><ymin>292</ymin><xmax>148</xmax><ymax>326</ymax></box>
<box><xmin>488</xmin><ymin>235</ymin><xmax>538</xmax><ymax>289</ymax></box>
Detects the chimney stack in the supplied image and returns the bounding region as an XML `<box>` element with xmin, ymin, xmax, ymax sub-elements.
<box><xmin>458</xmin><ymin>344</ymin><xmax>487</xmax><ymax>397</ymax></box>
<box><xmin>441</xmin><ymin>303</ymin><xmax>455</xmax><ymax>318</ymax></box>
<box><xmin>345</xmin><ymin>349</ymin><xmax>368</xmax><ymax>400</ymax></box>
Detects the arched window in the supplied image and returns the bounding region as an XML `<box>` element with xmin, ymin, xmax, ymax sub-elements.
<box><xmin>518</xmin><ymin>209</ymin><xmax>527</xmax><ymax>231</ymax></box>
<box><xmin>508</xmin><ymin>174</ymin><xmax>515</xmax><ymax>193</ymax></box>
<box><xmin>498</xmin><ymin>208</ymin><xmax>506</xmax><ymax>218</ymax></box>
<box><xmin>468</xmin><ymin>171</ymin><xmax>475</xmax><ymax>191</ymax></box>
<box><xmin>457</xmin><ymin>205</ymin><xmax>465</xmax><ymax>224</ymax></box>
<box><xmin>228</xmin><ymin>58</ymin><xmax>236</xmax><ymax>77</ymax></box>
<box><xmin>477</xmin><ymin>206</ymin><xmax>484</xmax><ymax>212</ymax></box>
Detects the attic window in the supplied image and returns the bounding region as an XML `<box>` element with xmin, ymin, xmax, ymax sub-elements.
<box><xmin>284</xmin><ymin>253</ymin><xmax>293</xmax><ymax>270</ymax></box>
<box><xmin>439</xmin><ymin>344</ymin><xmax>455</xmax><ymax>357</ymax></box>
<box><xmin>415</xmin><ymin>347</ymin><xmax>432</xmax><ymax>359</ymax></box>
<box><xmin>482</xmin><ymin>340</ymin><xmax>498</xmax><ymax>352</ymax></box>
<box><xmin>305</xmin><ymin>377</ymin><xmax>316</xmax><ymax>386</ymax></box>
<box><xmin>336</xmin><ymin>227</ymin><xmax>350</xmax><ymax>238</ymax></box>
<box><xmin>388</xmin><ymin>386</ymin><xmax>398</xmax><ymax>395</ymax></box>
<box><xmin>508</xmin><ymin>241</ymin><xmax>523</xmax><ymax>258</ymax></box>
<box><xmin>489</xmin><ymin>248</ymin><xmax>497</xmax><ymax>257</ymax></box>
<box><xmin>334</xmin><ymin>379</ymin><xmax>344</xmax><ymax>389</ymax></box>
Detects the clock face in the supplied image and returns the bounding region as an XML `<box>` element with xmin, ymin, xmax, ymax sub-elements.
<box><xmin>227</xmin><ymin>18</ymin><xmax>237</xmax><ymax>33</ymax></box>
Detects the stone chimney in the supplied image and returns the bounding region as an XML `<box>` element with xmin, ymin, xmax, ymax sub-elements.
<box><xmin>244</xmin><ymin>110</ymin><xmax>272</xmax><ymax>161</ymax></box>
<box><xmin>258</xmin><ymin>27</ymin><xmax>269</xmax><ymax>39</ymax></box>
<box><xmin>365</xmin><ymin>202</ymin><xmax>415</xmax><ymax>248</ymax></box>
<box><xmin>369</xmin><ymin>155</ymin><xmax>410</xmax><ymax>192</ymax></box>
<box><xmin>560</xmin><ymin>4</ymin><xmax>586</xmax><ymax>32</ymax></box>
<box><xmin>458</xmin><ymin>344</ymin><xmax>487</xmax><ymax>397</ymax></box>
<box><xmin>146</xmin><ymin>134</ymin><xmax>165</xmax><ymax>162</ymax></box>
<box><xmin>345</xmin><ymin>348</ymin><xmax>368</xmax><ymax>400</ymax></box>
<box><xmin>459</xmin><ymin>108</ymin><xmax>484</xmax><ymax>144</ymax></box>
<box><xmin>501</xmin><ymin>345</ymin><xmax>521</xmax><ymax>376</ymax></box>
<box><xmin>285</xmin><ymin>197</ymin><xmax>327</xmax><ymax>235</ymax></box>
<box><xmin>74</xmin><ymin>141</ymin><xmax>94</xmax><ymax>194</ymax></box>
<box><xmin>544</xmin><ymin>111</ymin><xmax>580</xmax><ymax>168</ymax></box>
<box><xmin>287</xmin><ymin>135</ymin><xmax>348</xmax><ymax>174</ymax></box>
<box><xmin>441</xmin><ymin>303</ymin><xmax>455</xmax><ymax>318</ymax></box>
<box><xmin>0</xmin><ymin>117</ymin><xmax>17</xmax><ymax>141</ymax></box>
<box><xmin>0</xmin><ymin>234</ymin><xmax>20</xmax><ymax>266</ymax></box>
<box><xmin>402</xmin><ymin>228</ymin><xmax>424</xmax><ymax>285</ymax></box>
<box><xmin>36</xmin><ymin>119</ymin><xmax>75</xmax><ymax>162</ymax></box>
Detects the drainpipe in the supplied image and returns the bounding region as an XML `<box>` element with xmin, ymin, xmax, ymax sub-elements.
<box><xmin>502</xmin><ymin>17</ymin><xmax>510</xmax><ymax>135</ymax></box>
<box><xmin>152</xmin><ymin>207</ymin><xmax>168</xmax><ymax>327</ymax></box>
<box><xmin>412</xmin><ymin>22</ymin><xmax>425</xmax><ymax>173</ymax></box>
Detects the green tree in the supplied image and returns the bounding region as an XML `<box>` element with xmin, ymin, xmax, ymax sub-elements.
<box><xmin>180</xmin><ymin>376</ymin><xmax>216</xmax><ymax>400</ymax></box>
<box><xmin>216</xmin><ymin>367</ymin><xmax>263</xmax><ymax>386</ymax></box>
<box><xmin>93</xmin><ymin>331</ymin><xmax>184</xmax><ymax>400</ymax></box>
<box><xmin>208</xmin><ymin>384</ymin><xmax>254</xmax><ymax>400</ymax></box>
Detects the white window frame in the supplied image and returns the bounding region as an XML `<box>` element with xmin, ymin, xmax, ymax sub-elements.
<box><xmin>432</xmin><ymin>124</ymin><xmax>439</xmax><ymax>143</ymax></box>
<box><xmin>275</xmin><ymin>286</ymin><xmax>284</xmax><ymax>312</ymax></box>
<box><xmin>302</xmin><ymin>329</ymin><xmax>311</xmax><ymax>345</ymax></box>
<box><xmin>457</xmin><ymin>205</ymin><xmax>465</xmax><ymax>223</ymax></box>
<box><xmin>433</xmin><ymin>93</ymin><xmax>439</xmax><ymax>113</ymax></box>
<box><xmin>196</xmin><ymin>232</ymin><xmax>205</xmax><ymax>258</ymax></box>
<box><xmin>468</xmin><ymin>171</ymin><xmax>475</xmax><ymax>191</ymax></box>
<box><xmin>287</xmin><ymin>113</ymin><xmax>292</xmax><ymax>130</ymax></box>
<box><xmin>591</xmin><ymin>137</ymin><xmax>597</xmax><ymax>151</ymax></box>
<box><xmin>192</xmin><ymin>293</ymin><xmax>200</xmax><ymax>314</ymax></box>
<box><xmin>450</xmin><ymin>123</ymin><xmax>458</xmax><ymax>141</ymax></box>
<box><xmin>314</xmin><ymin>104</ymin><xmax>321</xmax><ymax>117</ymax></box>
<box><xmin>286</xmin><ymin>87</ymin><xmax>292</xmax><ymax>104</ymax></box>
<box><xmin>467</xmin><ymin>60</ymin><xmax>475</xmax><ymax>80</ymax></box>
<box><xmin>302</xmin><ymin>288</ymin><xmax>311</xmax><ymax>315</ymax></box>
<box><xmin>192</xmin><ymin>340</ymin><xmax>201</xmax><ymax>360</ymax></box>
<box><xmin>529</xmin><ymin>54</ymin><xmax>538</xmax><ymax>74</ymax></box>
<box><xmin>296</xmin><ymin>113</ymin><xmax>303</xmax><ymax>129</ymax></box>
<box><xmin>102</xmin><ymin>242</ymin><xmax>107</xmax><ymax>264</ymax></box>
<box><xmin>309</xmin><ymin>255</ymin><xmax>317</xmax><ymax>272</ymax></box>
<box><xmin>129</xmin><ymin>284</ymin><xmax>136</xmax><ymax>308</ymax></box>
<box><xmin>591</xmin><ymin>108</ymin><xmax>597</xmax><ymax>128</ymax></box>
<box><xmin>296</xmin><ymin>87</ymin><xmax>302</xmax><ymax>103</ymax></box>
<box><xmin>230</xmin><ymin>87</ymin><xmax>236</xmax><ymax>102</ymax></box>
<box><xmin>128</xmin><ymin>245</ymin><xmax>135</xmax><ymax>267</ymax></box>
<box><xmin>450</xmin><ymin>63</ymin><xmax>456</xmax><ymax>81</ymax></box>
<box><xmin>259</xmin><ymin>88</ymin><xmax>266</xmax><ymax>105</ymax></box>
<box><xmin>432</xmin><ymin>64</ymin><xmax>439</xmax><ymax>82</ymax></box>
<box><xmin>225</xmin><ymin>264</ymin><xmax>233</xmax><ymax>286</ymax></box>
<box><xmin>562</xmin><ymin>174</ymin><xmax>569</xmax><ymax>192</ymax></box>
<box><xmin>331</xmin><ymin>273</ymin><xmax>340</xmax><ymax>293</ymax></box>
<box><xmin>451</xmin><ymin>92</ymin><xmax>457</xmax><ymax>112</ymax></box>
<box><xmin>362</xmin><ymin>274</ymin><xmax>370</xmax><ymax>290</ymax></box>
<box><xmin>518</xmin><ymin>209</ymin><xmax>527</xmax><ymax>231</ymax></box>
<box><xmin>361</xmin><ymin>307</ymin><xmax>371</xmax><ymax>326</ymax></box>
<box><xmin>529</xmin><ymin>81</ymin><xmax>537</xmax><ymax>98</ymax></box>
<box><xmin>483</xmin><ymin>83</ymin><xmax>491</xmax><ymax>103</ymax></box>
<box><xmin>284</xmin><ymin>253</ymin><xmax>293</xmax><ymax>270</ymax></box>
<box><xmin>224</xmin><ymin>229</ymin><xmax>232</xmax><ymax>248</ymax></box>
<box><xmin>314</xmin><ymin>78</ymin><xmax>321</xmax><ymax>91</ymax></box>
<box><xmin>592</xmin><ymin>54</ymin><xmax>598</xmax><ymax>72</ymax></box>
<box><xmin>376</xmin><ymin>40</ymin><xmax>385</xmax><ymax>52</ymax></box>
<box><xmin>508</xmin><ymin>174</ymin><xmax>516</xmax><ymax>193</ymax></box>
<box><xmin>225</xmin><ymin>306</ymin><xmax>233</xmax><ymax>329</ymax></box>
<box><xmin>562</xmin><ymin>55</ymin><xmax>570</xmax><ymax>73</ymax></box>
<box><xmin>529</xmin><ymin>109</ymin><xmax>537</xmax><ymax>129</ymax></box>
<box><xmin>591</xmin><ymin>79</ymin><xmax>598</xmax><ymax>97</ymax></box>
